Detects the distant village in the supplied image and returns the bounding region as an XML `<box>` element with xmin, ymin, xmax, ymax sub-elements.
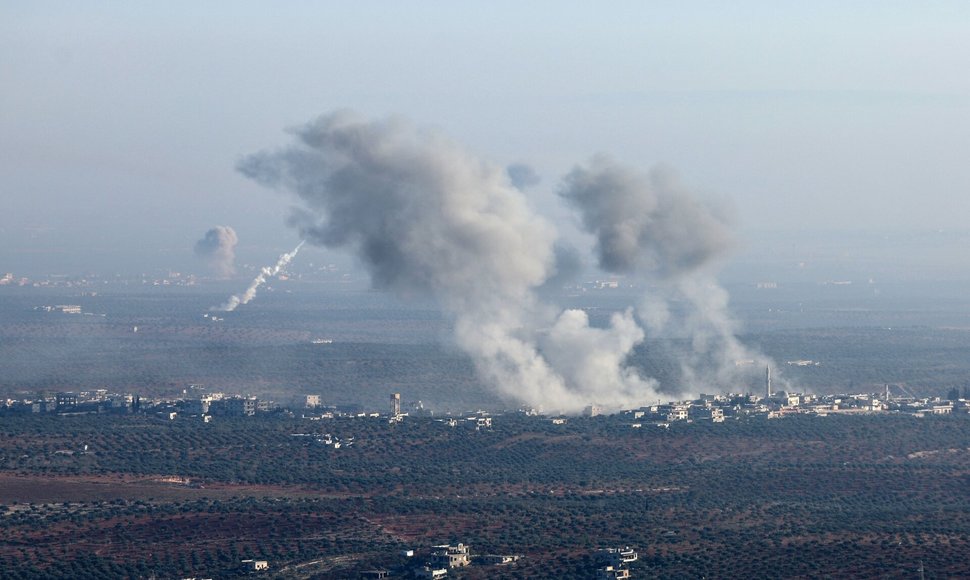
<box><xmin>4</xmin><ymin>369</ymin><xmax>968</xmax><ymax>425</ymax></box>
<box><xmin>1</xmin><ymin>271</ymin><xmax>200</xmax><ymax>289</ymax></box>
<box><xmin>0</xmin><ymin>261</ymin><xmax>347</xmax><ymax>290</ymax></box>
<box><xmin>353</xmin><ymin>543</ymin><xmax>639</xmax><ymax>579</ymax></box>
<box><xmin>233</xmin><ymin>542</ymin><xmax>636</xmax><ymax>579</ymax></box>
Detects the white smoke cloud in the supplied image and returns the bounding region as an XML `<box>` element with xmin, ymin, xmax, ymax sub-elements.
<box><xmin>214</xmin><ymin>241</ymin><xmax>304</xmax><ymax>312</ymax></box>
<box><xmin>194</xmin><ymin>226</ymin><xmax>238</xmax><ymax>278</ymax></box>
<box><xmin>238</xmin><ymin>111</ymin><xmax>664</xmax><ymax>413</ymax></box>
<box><xmin>539</xmin><ymin>308</ymin><xmax>658</xmax><ymax>405</ymax></box>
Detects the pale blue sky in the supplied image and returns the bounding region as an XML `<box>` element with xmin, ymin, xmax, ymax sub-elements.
<box><xmin>2</xmin><ymin>2</ymin><xmax>970</xmax><ymax>275</ymax></box>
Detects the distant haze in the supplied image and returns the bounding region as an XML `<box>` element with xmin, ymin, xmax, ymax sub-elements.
<box><xmin>3</xmin><ymin>4</ymin><xmax>970</xmax><ymax>278</ymax></box>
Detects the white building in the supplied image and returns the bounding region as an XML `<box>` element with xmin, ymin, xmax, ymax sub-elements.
<box><xmin>241</xmin><ymin>559</ymin><xmax>268</xmax><ymax>571</ymax></box>
<box><xmin>431</xmin><ymin>543</ymin><xmax>471</xmax><ymax>569</ymax></box>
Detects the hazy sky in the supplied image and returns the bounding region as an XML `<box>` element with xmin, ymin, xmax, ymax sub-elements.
<box><xmin>3</xmin><ymin>2</ymin><xmax>970</xmax><ymax>276</ymax></box>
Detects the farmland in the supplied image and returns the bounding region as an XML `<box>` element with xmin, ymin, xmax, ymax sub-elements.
<box><xmin>1</xmin><ymin>412</ymin><xmax>969</xmax><ymax>578</ymax></box>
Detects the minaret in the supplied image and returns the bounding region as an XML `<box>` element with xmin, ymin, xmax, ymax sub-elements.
<box><xmin>765</xmin><ymin>365</ymin><xmax>772</xmax><ymax>399</ymax></box>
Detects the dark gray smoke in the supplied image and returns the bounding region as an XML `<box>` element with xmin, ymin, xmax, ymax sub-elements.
<box><xmin>239</xmin><ymin>111</ymin><xmax>662</xmax><ymax>412</ymax></box>
<box><xmin>560</xmin><ymin>158</ymin><xmax>734</xmax><ymax>277</ymax></box>
<box><xmin>239</xmin><ymin>113</ymin><xmax>551</xmax><ymax>301</ymax></box>
<box><xmin>194</xmin><ymin>226</ymin><xmax>238</xmax><ymax>278</ymax></box>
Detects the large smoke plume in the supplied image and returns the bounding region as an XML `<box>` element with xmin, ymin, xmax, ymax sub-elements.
<box><xmin>194</xmin><ymin>226</ymin><xmax>238</xmax><ymax>278</ymax></box>
<box><xmin>239</xmin><ymin>111</ymin><xmax>767</xmax><ymax>412</ymax></box>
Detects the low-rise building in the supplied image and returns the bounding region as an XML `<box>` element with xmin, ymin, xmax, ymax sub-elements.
<box><xmin>598</xmin><ymin>546</ymin><xmax>638</xmax><ymax>567</ymax></box>
<box><xmin>598</xmin><ymin>565</ymin><xmax>631</xmax><ymax>579</ymax></box>
<box><xmin>56</xmin><ymin>392</ymin><xmax>78</xmax><ymax>410</ymax></box>
<box><xmin>240</xmin><ymin>559</ymin><xmax>268</xmax><ymax>571</ymax></box>
<box><xmin>31</xmin><ymin>400</ymin><xmax>56</xmax><ymax>413</ymax></box>
<box><xmin>666</xmin><ymin>406</ymin><xmax>689</xmax><ymax>421</ymax></box>
<box><xmin>225</xmin><ymin>397</ymin><xmax>257</xmax><ymax>417</ymax></box>
<box><xmin>182</xmin><ymin>398</ymin><xmax>211</xmax><ymax>415</ymax></box>
<box><xmin>431</xmin><ymin>543</ymin><xmax>471</xmax><ymax>569</ymax></box>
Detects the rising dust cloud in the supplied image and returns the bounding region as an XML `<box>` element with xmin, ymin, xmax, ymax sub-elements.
<box><xmin>238</xmin><ymin>111</ymin><xmax>771</xmax><ymax>413</ymax></box>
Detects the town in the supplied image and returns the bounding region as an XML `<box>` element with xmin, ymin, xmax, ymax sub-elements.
<box><xmin>5</xmin><ymin>374</ymin><xmax>968</xmax><ymax>424</ymax></box>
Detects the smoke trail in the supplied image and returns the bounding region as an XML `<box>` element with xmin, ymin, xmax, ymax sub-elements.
<box><xmin>560</xmin><ymin>158</ymin><xmax>771</xmax><ymax>393</ymax></box>
<box><xmin>239</xmin><ymin>111</ymin><xmax>662</xmax><ymax>413</ymax></box>
<box><xmin>214</xmin><ymin>241</ymin><xmax>304</xmax><ymax>312</ymax></box>
<box><xmin>194</xmin><ymin>226</ymin><xmax>238</xmax><ymax>278</ymax></box>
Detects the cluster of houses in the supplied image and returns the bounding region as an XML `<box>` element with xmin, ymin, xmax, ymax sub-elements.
<box><xmin>289</xmin><ymin>432</ymin><xmax>354</xmax><ymax>449</ymax></box>
<box><xmin>357</xmin><ymin>542</ymin><xmax>521</xmax><ymax>578</ymax></box>
<box><xmin>0</xmin><ymin>388</ymin><xmax>282</xmax><ymax>421</ymax></box>
<box><xmin>587</xmin><ymin>390</ymin><xmax>970</xmax><ymax>429</ymax></box>
<box><xmin>236</xmin><ymin>544</ymin><xmax>636</xmax><ymax>579</ymax></box>
<box><xmin>596</xmin><ymin>546</ymin><xmax>638</xmax><ymax>579</ymax></box>
<box><xmin>358</xmin><ymin>543</ymin><xmax>638</xmax><ymax>579</ymax></box>
<box><xmin>1</xmin><ymin>390</ymin><xmax>143</xmax><ymax>415</ymax></box>
<box><xmin>5</xmin><ymin>384</ymin><xmax>970</xmax><ymax>429</ymax></box>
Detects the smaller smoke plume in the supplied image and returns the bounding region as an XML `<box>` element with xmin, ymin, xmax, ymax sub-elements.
<box><xmin>194</xmin><ymin>226</ymin><xmax>238</xmax><ymax>278</ymax></box>
<box><xmin>640</xmin><ymin>277</ymin><xmax>762</xmax><ymax>392</ymax></box>
<box><xmin>560</xmin><ymin>157</ymin><xmax>768</xmax><ymax>393</ymax></box>
<box><xmin>214</xmin><ymin>241</ymin><xmax>304</xmax><ymax>312</ymax></box>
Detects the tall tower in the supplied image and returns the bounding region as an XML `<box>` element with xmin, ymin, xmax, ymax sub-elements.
<box><xmin>391</xmin><ymin>393</ymin><xmax>401</xmax><ymax>416</ymax></box>
<box><xmin>765</xmin><ymin>365</ymin><xmax>772</xmax><ymax>399</ymax></box>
